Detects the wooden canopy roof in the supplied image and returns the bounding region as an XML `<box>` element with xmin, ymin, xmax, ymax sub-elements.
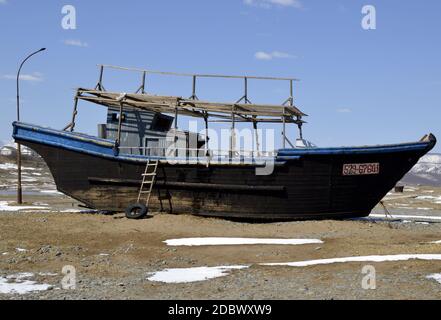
<box><xmin>76</xmin><ymin>88</ymin><xmax>307</xmax><ymax>124</ymax></box>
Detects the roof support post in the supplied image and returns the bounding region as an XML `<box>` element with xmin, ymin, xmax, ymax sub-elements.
<box><xmin>244</xmin><ymin>77</ymin><xmax>250</xmax><ymax>103</ymax></box>
<box><xmin>174</xmin><ymin>104</ymin><xmax>179</xmax><ymax>157</ymax></box>
<box><xmin>289</xmin><ymin>79</ymin><xmax>293</xmax><ymax>106</ymax></box>
<box><xmin>282</xmin><ymin>107</ymin><xmax>286</xmax><ymax>149</ymax></box>
<box><xmin>190</xmin><ymin>75</ymin><xmax>198</xmax><ymax>100</ymax></box>
<box><xmin>136</xmin><ymin>71</ymin><xmax>146</xmax><ymax>94</ymax></box>
<box><xmin>116</xmin><ymin>102</ymin><xmax>124</xmax><ymax>147</ymax></box>
<box><xmin>204</xmin><ymin>113</ymin><xmax>209</xmax><ymax>156</ymax></box>
<box><xmin>95</xmin><ymin>65</ymin><xmax>105</xmax><ymax>91</ymax></box>
<box><xmin>70</xmin><ymin>95</ymin><xmax>79</xmax><ymax>132</ymax></box>
<box><xmin>253</xmin><ymin>120</ymin><xmax>260</xmax><ymax>158</ymax></box>
<box><xmin>229</xmin><ymin>105</ymin><xmax>236</xmax><ymax>159</ymax></box>
<box><xmin>289</xmin><ymin>80</ymin><xmax>302</xmax><ymax>141</ymax></box>
<box><xmin>297</xmin><ymin>116</ymin><xmax>303</xmax><ymax>140</ymax></box>
<box><xmin>236</xmin><ymin>77</ymin><xmax>252</xmax><ymax>104</ymax></box>
<box><xmin>63</xmin><ymin>91</ymin><xmax>79</xmax><ymax>131</ymax></box>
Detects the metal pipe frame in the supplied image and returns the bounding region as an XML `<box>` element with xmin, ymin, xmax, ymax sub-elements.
<box><xmin>93</xmin><ymin>64</ymin><xmax>303</xmax><ymax>157</ymax></box>
<box><xmin>98</xmin><ymin>64</ymin><xmax>299</xmax><ymax>82</ymax></box>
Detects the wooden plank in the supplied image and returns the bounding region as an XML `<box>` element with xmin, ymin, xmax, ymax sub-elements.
<box><xmin>76</xmin><ymin>88</ymin><xmax>307</xmax><ymax>121</ymax></box>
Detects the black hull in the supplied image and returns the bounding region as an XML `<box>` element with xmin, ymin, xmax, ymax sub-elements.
<box><xmin>17</xmin><ymin>134</ymin><xmax>435</xmax><ymax>220</ymax></box>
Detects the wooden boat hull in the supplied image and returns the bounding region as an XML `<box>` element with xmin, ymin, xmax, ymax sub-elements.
<box><xmin>13</xmin><ymin>122</ymin><xmax>436</xmax><ymax>220</ymax></box>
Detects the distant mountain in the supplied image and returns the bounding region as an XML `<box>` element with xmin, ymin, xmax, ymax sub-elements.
<box><xmin>401</xmin><ymin>153</ymin><xmax>441</xmax><ymax>186</ymax></box>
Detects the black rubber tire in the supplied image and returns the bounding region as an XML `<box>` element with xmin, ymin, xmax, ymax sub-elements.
<box><xmin>125</xmin><ymin>203</ymin><xmax>148</xmax><ymax>219</ymax></box>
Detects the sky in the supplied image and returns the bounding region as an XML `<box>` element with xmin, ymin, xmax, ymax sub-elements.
<box><xmin>0</xmin><ymin>0</ymin><xmax>440</xmax><ymax>152</ymax></box>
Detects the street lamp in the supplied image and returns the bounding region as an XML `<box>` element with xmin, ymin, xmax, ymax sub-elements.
<box><xmin>16</xmin><ymin>47</ymin><xmax>46</xmax><ymax>204</ymax></box>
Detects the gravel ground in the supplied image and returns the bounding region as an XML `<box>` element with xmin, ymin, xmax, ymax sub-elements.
<box><xmin>0</xmin><ymin>197</ymin><xmax>441</xmax><ymax>300</ymax></box>
<box><xmin>1</xmin><ymin>159</ymin><xmax>441</xmax><ymax>300</ymax></box>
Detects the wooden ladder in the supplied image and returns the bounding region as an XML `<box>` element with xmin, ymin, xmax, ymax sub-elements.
<box><xmin>137</xmin><ymin>159</ymin><xmax>159</xmax><ymax>206</ymax></box>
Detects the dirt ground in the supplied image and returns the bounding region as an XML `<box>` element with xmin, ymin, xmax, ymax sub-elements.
<box><xmin>1</xmin><ymin>158</ymin><xmax>441</xmax><ymax>300</ymax></box>
<box><xmin>1</xmin><ymin>190</ymin><xmax>441</xmax><ymax>300</ymax></box>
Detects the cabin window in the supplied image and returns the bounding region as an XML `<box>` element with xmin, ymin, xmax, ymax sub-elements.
<box><xmin>110</xmin><ymin>113</ymin><xmax>126</xmax><ymax>123</ymax></box>
<box><xmin>151</xmin><ymin>114</ymin><xmax>173</xmax><ymax>132</ymax></box>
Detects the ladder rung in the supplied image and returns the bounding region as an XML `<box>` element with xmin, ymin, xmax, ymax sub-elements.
<box><xmin>138</xmin><ymin>159</ymin><xmax>159</xmax><ymax>206</ymax></box>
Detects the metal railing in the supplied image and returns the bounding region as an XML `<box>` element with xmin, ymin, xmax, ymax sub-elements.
<box><xmin>117</xmin><ymin>146</ymin><xmax>276</xmax><ymax>161</ymax></box>
<box><xmin>95</xmin><ymin>64</ymin><xmax>299</xmax><ymax>106</ymax></box>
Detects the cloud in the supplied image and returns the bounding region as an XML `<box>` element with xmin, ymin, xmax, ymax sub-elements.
<box><xmin>244</xmin><ymin>0</ymin><xmax>303</xmax><ymax>9</ymax></box>
<box><xmin>336</xmin><ymin>108</ymin><xmax>352</xmax><ymax>113</ymax></box>
<box><xmin>255</xmin><ymin>51</ymin><xmax>296</xmax><ymax>60</ymax></box>
<box><xmin>63</xmin><ymin>39</ymin><xmax>88</xmax><ymax>47</ymax></box>
<box><xmin>2</xmin><ymin>72</ymin><xmax>44</xmax><ymax>82</ymax></box>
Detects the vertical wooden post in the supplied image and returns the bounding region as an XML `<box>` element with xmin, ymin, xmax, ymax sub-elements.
<box><xmin>289</xmin><ymin>79</ymin><xmax>302</xmax><ymax>141</ymax></box>
<box><xmin>230</xmin><ymin>105</ymin><xmax>235</xmax><ymax>159</ymax></box>
<box><xmin>116</xmin><ymin>102</ymin><xmax>124</xmax><ymax>146</ymax></box>
<box><xmin>253</xmin><ymin>120</ymin><xmax>260</xmax><ymax>158</ymax></box>
<box><xmin>282</xmin><ymin>107</ymin><xmax>286</xmax><ymax>149</ymax></box>
<box><xmin>204</xmin><ymin>113</ymin><xmax>209</xmax><ymax>156</ymax></box>
<box><xmin>70</xmin><ymin>96</ymin><xmax>79</xmax><ymax>132</ymax></box>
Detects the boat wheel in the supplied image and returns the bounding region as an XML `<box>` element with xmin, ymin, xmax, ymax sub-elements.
<box><xmin>125</xmin><ymin>203</ymin><xmax>148</xmax><ymax>219</ymax></box>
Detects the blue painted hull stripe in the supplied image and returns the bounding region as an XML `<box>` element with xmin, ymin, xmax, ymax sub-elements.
<box><xmin>13</xmin><ymin>122</ymin><xmax>433</xmax><ymax>163</ymax></box>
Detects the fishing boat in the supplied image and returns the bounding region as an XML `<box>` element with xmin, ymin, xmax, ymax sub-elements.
<box><xmin>12</xmin><ymin>65</ymin><xmax>436</xmax><ymax>220</ymax></box>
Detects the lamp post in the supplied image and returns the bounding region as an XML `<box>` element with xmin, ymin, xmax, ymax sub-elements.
<box><xmin>16</xmin><ymin>48</ymin><xmax>46</xmax><ymax>204</ymax></box>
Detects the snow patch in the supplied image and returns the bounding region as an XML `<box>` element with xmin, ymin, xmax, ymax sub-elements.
<box><xmin>0</xmin><ymin>272</ymin><xmax>51</xmax><ymax>294</ymax></box>
<box><xmin>427</xmin><ymin>273</ymin><xmax>441</xmax><ymax>284</ymax></box>
<box><xmin>369</xmin><ymin>214</ymin><xmax>441</xmax><ymax>221</ymax></box>
<box><xmin>164</xmin><ymin>237</ymin><xmax>323</xmax><ymax>247</ymax></box>
<box><xmin>0</xmin><ymin>163</ymin><xmax>39</xmax><ymax>171</ymax></box>
<box><xmin>39</xmin><ymin>190</ymin><xmax>62</xmax><ymax>195</ymax></box>
<box><xmin>261</xmin><ymin>254</ymin><xmax>441</xmax><ymax>267</ymax></box>
<box><xmin>147</xmin><ymin>265</ymin><xmax>248</xmax><ymax>283</ymax></box>
<box><xmin>0</xmin><ymin>201</ymin><xmax>49</xmax><ymax>212</ymax></box>
<box><xmin>416</xmin><ymin>196</ymin><xmax>438</xmax><ymax>200</ymax></box>
<box><xmin>0</xmin><ymin>163</ymin><xmax>17</xmax><ymax>170</ymax></box>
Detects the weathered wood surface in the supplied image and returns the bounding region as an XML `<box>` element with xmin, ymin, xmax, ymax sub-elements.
<box><xmin>20</xmin><ymin>140</ymin><xmax>427</xmax><ymax>220</ymax></box>
<box><xmin>76</xmin><ymin>89</ymin><xmax>306</xmax><ymax>122</ymax></box>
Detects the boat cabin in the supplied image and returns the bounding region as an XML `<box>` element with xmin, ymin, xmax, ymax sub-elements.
<box><xmin>63</xmin><ymin>64</ymin><xmax>309</xmax><ymax>162</ymax></box>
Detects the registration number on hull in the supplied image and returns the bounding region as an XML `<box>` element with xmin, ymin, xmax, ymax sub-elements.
<box><xmin>342</xmin><ymin>163</ymin><xmax>380</xmax><ymax>176</ymax></box>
